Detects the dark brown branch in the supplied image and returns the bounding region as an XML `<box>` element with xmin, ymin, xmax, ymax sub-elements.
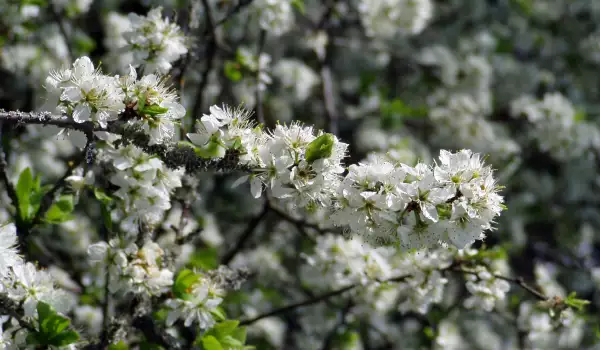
<box><xmin>214</xmin><ymin>0</ymin><xmax>256</xmax><ymax>27</ymax></box>
<box><xmin>240</xmin><ymin>284</ymin><xmax>358</xmax><ymax>326</ymax></box>
<box><xmin>0</xmin><ymin>293</ymin><xmax>36</xmax><ymax>332</ymax></box>
<box><xmin>317</xmin><ymin>0</ymin><xmax>339</xmax><ymax>134</ymax></box>
<box><xmin>0</xmin><ymin>110</ymin><xmax>252</xmax><ymax>175</ymax></box>
<box><xmin>50</xmin><ymin>4</ymin><xmax>74</xmax><ymax>62</ymax></box>
<box><xmin>454</xmin><ymin>267</ymin><xmax>548</xmax><ymax>301</ymax></box>
<box><xmin>29</xmin><ymin>153</ymin><xmax>85</xmax><ymax>228</ymax></box>
<box><xmin>221</xmin><ymin>200</ymin><xmax>269</xmax><ymax>265</ymax></box>
<box><xmin>240</xmin><ymin>274</ymin><xmax>410</xmax><ymax>326</ymax></box>
<box><xmin>267</xmin><ymin>200</ymin><xmax>331</xmax><ymax>235</ymax></box>
<box><xmin>254</xmin><ymin>29</ymin><xmax>267</xmax><ymax>125</ymax></box>
<box><xmin>0</xmin><ymin>122</ymin><xmax>19</xmax><ymax>221</ymax></box>
<box><xmin>495</xmin><ymin>275</ymin><xmax>548</xmax><ymax>301</ymax></box>
<box><xmin>191</xmin><ymin>0</ymin><xmax>219</xmax><ymax>125</ymax></box>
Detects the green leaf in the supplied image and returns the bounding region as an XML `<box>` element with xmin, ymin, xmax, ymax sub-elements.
<box><xmin>231</xmin><ymin>326</ymin><xmax>247</xmax><ymax>344</ymax></box>
<box><xmin>220</xmin><ymin>335</ymin><xmax>243</xmax><ymax>347</ymax></box>
<box><xmin>34</xmin><ymin>301</ymin><xmax>80</xmax><ymax>346</ymax></box>
<box><xmin>49</xmin><ymin>330</ymin><xmax>79</xmax><ymax>346</ymax></box>
<box><xmin>380</xmin><ymin>98</ymin><xmax>428</xmax><ymax>129</ymax></box>
<box><xmin>291</xmin><ymin>0</ymin><xmax>305</xmax><ymax>14</ymax></box>
<box><xmin>37</xmin><ymin>302</ymin><xmax>53</xmax><ymax>329</ymax></box>
<box><xmin>44</xmin><ymin>195</ymin><xmax>75</xmax><ymax>223</ymax></box>
<box><xmin>22</xmin><ymin>0</ymin><xmax>48</xmax><ymax>5</ymax></box>
<box><xmin>574</xmin><ymin>109</ymin><xmax>586</xmax><ymax>122</ymax></box>
<box><xmin>173</xmin><ymin>269</ymin><xmax>201</xmax><ymax>298</ymax></box>
<box><xmin>108</xmin><ymin>341</ymin><xmax>130</xmax><ymax>350</ymax></box>
<box><xmin>209</xmin><ymin>307</ymin><xmax>227</xmax><ymax>322</ymax></box>
<box><xmin>188</xmin><ymin>247</ymin><xmax>218</xmax><ymax>270</ymax></box>
<box><xmin>74</xmin><ymin>34</ymin><xmax>96</xmax><ymax>54</ymax></box>
<box><xmin>512</xmin><ymin>0</ymin><xmax>533</xmax><ymax>15</ymax></box>
<box><xmin>16</xmin><ymin>167</ymin><xmax>33</xmax><ymax>221</ymax></box>
<box><xmin>201</xmin><ymin>336</ymin><xmax>224</xmax><ymax>350</ymax></box>
<box><xmin>424</xmin><ymin>326</ymin><xmax>435</xmax><ymax>339</ymax></box>
<box><xmin>305</xmin><ymin>133</ymin><xmax>335</xmax><ymax>163</ymax></box>
<box><xmin>101</xmin><ymin>204</ymin><xmax>113</xmax><ymax>232</ymax></box>
<box><xmin>140</xmin><ymin>104</ymin><xmax>170</xmax><ymax>116</ymax></box>
<box><xmin>195</xmin><ymin>140</ymin><xmax>226</xmax><ymax>159</ymax></box>
<box><xmin>214</xmin><ymin>320</ymin><xmax>239</xmax><ymax>338</ymax></box>
<box><xmin>565</xmin><ymin>292</ymin><xmax>590</xmax><ymax>311</ymax></box>
<box><xmin>94</xmin><ymin>187</ymin><xmax>113</xmax><ymax>205</ymax></box>
<box><xmin>224</xmin><ymin>61</ymin><xmax>243</xmax><ymax>82</ymax></box>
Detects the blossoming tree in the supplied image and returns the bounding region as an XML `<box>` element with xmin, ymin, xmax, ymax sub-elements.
<box><xmin>0</xmin><ymin>0</ymin><xmax>598</xmax><ymax>349</ymax></box>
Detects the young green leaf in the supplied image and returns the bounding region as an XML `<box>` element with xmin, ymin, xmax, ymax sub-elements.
<box><xmin>173</xmin><ymin>269</ymin><xmax>201</xmax><ymax>298</ymax></box>
<box><xmin>201</xmin><ymin>336</ymin><xmax>224</xmax><ymax>350</ymax></box>
<box><xmin>305</xmin><ymin>133</ymin><xmax>335</xmax><ymax>163</ymax></box>
<box><xmin>16</xmin><ymin>167</ymin><xmax>33</xmax><ymax>221</ymax></box>
<box><xmin>44</xmin><ymin>195</ymin><xmax>75</xmax><ymax>223</ymax></box>
<box><xmin>140</xmin><ymin>104</ymin><xmax>170</xmax><ymax>116</ymax></box>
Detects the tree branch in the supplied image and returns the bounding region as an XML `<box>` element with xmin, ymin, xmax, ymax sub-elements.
<box><xmin>0</xmin><ymin>110</ymin><xmax>252</xmax><ymax>175</ymax></box>
<box><xmin>240</xmin><ymin>274</ymin><xmax>410</xmax><ymax>326</ymax></box>
<box><xmin>317</xmin><ymin>1</ymin><xmax>339</xmax><ymax>135</ymax></box>
<box><xmin>454</xmin><ymin>267</ymin><xmax>548</xmax><ymax>301</ymax></box>
<box><xmin>221</xmin><ymin>200</ymin><xmax>269</xmax><ymax>265</ymax></box>
<box><xmin>191</xmin><ymin>0</ymin><xmax>218</xmax><ymax>126</ymax></box>
<box><xmin>254</xmin><ymin>29</ymin><xmax>267</xmax><ymax>125</ymax></box>
<box><xmin>0</xmin><ymin>122</ymin><xmax>19</xmax><ymax>219</ymax></box>
<box><xmin>50</xmin><ymin>4</ymin><xmax>74</xmax><ymax>62</ymax></box>
<box><xmin>214</xmin><ymin>0</ymin><xmax>256</xmax><ymax>27</ymax></box>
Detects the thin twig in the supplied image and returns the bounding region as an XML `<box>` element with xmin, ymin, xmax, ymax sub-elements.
<box><xmin>240</xmin><ymin>284</ymin><xmax>358</xmax><ymax>325</ymax></box>
<box><xmin>454</xmin><ymin>267</ymin><xmax>548</xmax><ymax>301</ymax></box>
<box><xmin>254</xmin><ymin>29</ymin><xmax>267</xmax><ymax>125</ymax></box>
<box><xmin>100</xmin><ymin>275</ymin><xmax>111</xmax><ymax>347</ymax></box>
<box><xmin>214</xmin><ymin>0</ymin><xmax>255</xmax><ymax>27</ymax></box>
<box><xmin>316</xmin><ymin>1</ymin><xmax>339</xmax><ymax>134</ymax></box>
<box><xmin>0</xmin><ymin>122</ymin><xmax>19</xmax><ymax>219</ymax></box>
<box><xmin>495</xmin><ymin>275</ymin><xmax>548</xmax><ymax>301</ymax></box>
<box><xmin>240</xmin><ymin>274</ymin><xmax>410</xmax><ymax>325</ymax></box>
<box><xmin>191</xmin><ymin>0</ymin><xmax>218</xmax><ymax>126</ymax></box>
<box><xmin>0</xmin><ymin>110</ymin><xmax>252</xmax><ymax>175</ymax></box>
<box><xmin>267</xmin><ymin>200</ymin><xmax>330</xmax><ymax>235</ymax></box>
<box><xmin>29</xmin><ymin>153</ymin><xmax>85</xmax><ymax>228</ymax></box>
<box><xmin>221</xmin><ymin>200</ymin><xmax>269</xmax><ymax>265</ymax></box>
<box><xmin>50</xmin><ymin>4</ymin><xmax>74</xmax><ymax>62</ymax></box>
<box><xmin>320</xmin><ymin>300</ymin><xmax>353</xmax><ymax>350</ymax></box>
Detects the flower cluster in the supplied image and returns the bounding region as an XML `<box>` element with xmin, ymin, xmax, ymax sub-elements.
<box><xmin>122</xmin><ymin>7</ymin><xmax>188</xmax><ymax>73</ymax></box>
<box><xmin>0</xmin><ymin>224</ymin><xmax>75</xmax><ymax>343</ymax></box>
<box><xmin>331</xmin><ymin>149</ymin><xmax>504</xmax><ymax>249</ymax></box>
<box><xmin>511</xmin><ymin>92</ymin><xmax>600</xmax><ymax>160</ymax></box>
<box><xmin>44</xmin><ymin>56</ymin><xmax>124</xmax><ymax>127</ymax></box>
<box><xmin>300</xmin><ymin>234</ymin><xmax>393</xmax><ymax>290</ymax></box>
<box><xmin>100</xmin><ymin>139</ymin><xmax>184</xmax><ymax>233</ymax></box>
<box><xmin>462</xmin><ymin>265</ymin><xmax>510</xmax><ymax>311</ymax></box>
<box><xmin>164</xmin><ymin>272</ymin><xmax>225</xmax><ymax>329</ymax></box>
<box><xmin>44</xmin><ymin>56</ymin><xmax>186</xmax><ymax>140</ymax></box>
<box><xmin>119</xmin><ymin>66</ymin><xmax>186</xmax><ymax>144</ymax></box>
<box><xmin>394</xmin><ymin>248</ymin><xmax>454</xmax><ymax>314</ymax></box>
<box><xmin>188</xmin><ymin>106</ymin><xmax>348</xmax><ymax>209</ymax></box>
<box><xmin>356</xmin><ymin>0</ymin><xmax>434</xmax><ymax>38</ymax></box>
<box><xmin>252</xmin><ymin>0</ymin><xmax>295</xmax><ymax>36</ymax></box>
<box><xmin>88</xmin><ymin>238</ymin><xmax>173</xmax><ymax>296</ymax></box>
